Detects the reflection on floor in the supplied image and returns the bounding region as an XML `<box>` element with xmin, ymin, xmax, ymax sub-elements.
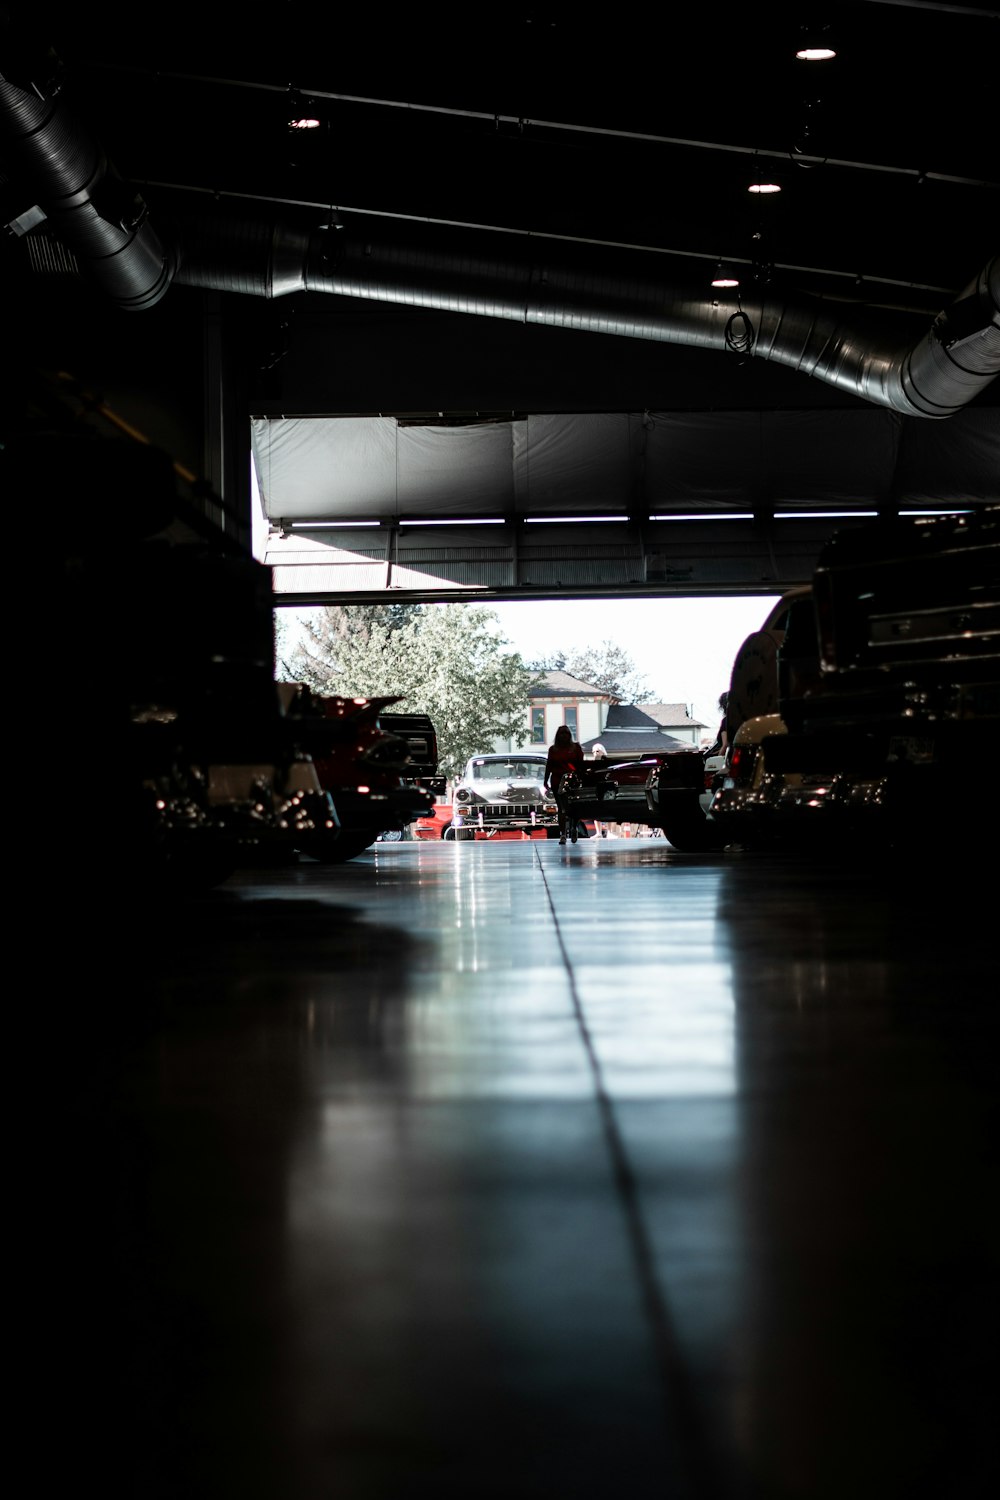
<box><xmin>36</xmin><ymin>839</ymin><xmax>994</xmax><ymax>1499</ymax></box>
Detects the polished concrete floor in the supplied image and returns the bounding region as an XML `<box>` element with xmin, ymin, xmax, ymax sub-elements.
<box><xmin>37</xmin><ymin>837</ymin><xmax>994</xmax><ymax>1499</ymax></box>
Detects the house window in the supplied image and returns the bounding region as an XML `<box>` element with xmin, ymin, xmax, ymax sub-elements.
<box><xmin>531</xmin><ymin>708</ymin><xmax>545</xmax><ymax>743</ymax></box>
<box><xmin>564</xmin><ymin>707</ymin><xmax>578</xmax><ymax>736</ymax></box>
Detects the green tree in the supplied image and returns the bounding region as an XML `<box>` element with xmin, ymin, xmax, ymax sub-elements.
<box><xmin>280</xmin><ymin>602</ymin><xmax>541</xmax><ymax>781</ymax></box>
<box><xmin>275</xmin><ymin>602</ymin><xmax>422</xmax><ymax>684</ymax></box>
<box><xmin>563</xmin><ymin>641</ymin><xmax>654</xmax><ymax>704</ymax></box>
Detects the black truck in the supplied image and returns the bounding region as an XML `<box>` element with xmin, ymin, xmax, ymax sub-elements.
<box><xmin>376</xmin><ymin>712</ymin><xmax>447</xmax><ymax>798</ymax></box>
<box><xmin>373</xmin><ymin>711</ymin><xmax>447</xmax><ymax>840</ymax></box>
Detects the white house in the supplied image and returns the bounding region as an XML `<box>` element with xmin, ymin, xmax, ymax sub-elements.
<box><xmin>579</xmin><ymin>702</ymin><xmax>706</xmax><ymax>758</ymax></box>
<box><xmin>491</xmin><ymin>671</ymin><xmax>610</xmax><ymax>753</ymax></box>
<box><xmin>491</xmin><ymin>673</ymin><xmax>706</xmax><ymax>754</ymax></box>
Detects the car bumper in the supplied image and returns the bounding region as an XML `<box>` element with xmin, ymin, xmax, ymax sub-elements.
<box><xmin>331</xmin><ymin>784</ymin><xmax>435</xmax><ymax>834</ymax></box>
<box><xmin>452</xmin><ymin>813</ymin><xmax>559</xmax><ymax>833</ymax></box>
<box><xmin>710</xmin><ymin>772</ymin><xmax>889</xmax><ymax>839</ymax></box>
<box><xmin>143</xmin><ymin>785</ymin><xmax>339</xmax><ymax>860</ymax></box>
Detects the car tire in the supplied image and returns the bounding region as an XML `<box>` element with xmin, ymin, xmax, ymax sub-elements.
<box><xmin>659</xmin><ymin>802</ymin><xmax>728</xmax><ymax>853</ymax></box>
<box><xmin>298</xmin><ymin>831</ymin><xmax>378</xmax><ymax>863</ymax></box>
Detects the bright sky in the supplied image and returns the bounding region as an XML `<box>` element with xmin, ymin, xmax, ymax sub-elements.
<box><xmin>277</xmin><ymin>594</ymin><xmax>781</xmax><ymax>736</ymax></box>
<box><xmin>488</xmin><ymin>596</ymin><xmax>781</xmax><ymax>733</ymax></box>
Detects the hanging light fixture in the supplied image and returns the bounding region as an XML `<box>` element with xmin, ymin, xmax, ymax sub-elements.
<box><xmin>795</xmin><ymin>22</ymin><xmax>836</xmax><ymax>61</ymax></box>
<box><xmin>711</xmin><ymin>261</ymin><xmax>740</xmax><ymax>288</ymax></box>
<box><xmin>748</xmin><ymin>147</ymin><xmax>781</xmax><ymax>196</ymax></box>
<box><xmin>287</xmin><ymin>88</ymin><xmax>321</xmax><ymax>129</ymax></box>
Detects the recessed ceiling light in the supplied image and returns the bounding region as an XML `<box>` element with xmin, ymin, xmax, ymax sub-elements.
<box><xmin>748</xmin><ymin>182</ymin><xmax>781</xmax><ymax>195</ymax></box>
<box><xmin>795</xmin><ymin>45</ymin><xmax>836</xmax><ymax>61</ymax></box>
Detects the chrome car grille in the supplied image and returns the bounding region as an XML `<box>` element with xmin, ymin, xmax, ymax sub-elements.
<box><xmin>479</xmin><ymin>802</ymin><xmax>545</xmax><ymax>819</ymax></box>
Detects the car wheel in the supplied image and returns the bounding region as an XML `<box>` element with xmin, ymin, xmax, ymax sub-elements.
<box><xmin>298</xmin><ymin>831</ymin><xmax>378</xmax><ymax>863</ymax></box>
<box><xmin>659</xmin><ymin>802</ymin><xmax>728</xmax><ymax>852</ymax></box>
<box><xmin>379</xmin><ymin>828</ymin><xmax>404</xmax><ymax>842</ymax></box>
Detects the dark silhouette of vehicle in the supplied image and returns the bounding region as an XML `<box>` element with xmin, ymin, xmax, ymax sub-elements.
<box><xmin>710</xmin><ymin>506</ymin><xmax>999</xmax><ymax>849</ymax></box>
<box><xmin>280</xmin><ymin>688</ymin><xmax>435</xmax><ymax>861</ymax></box>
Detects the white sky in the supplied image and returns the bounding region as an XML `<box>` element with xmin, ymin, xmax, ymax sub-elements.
<box><xmin>277</xmin><ymin>595</ymin><xmax>780</xmax><ymax>737</ymax></box>
<box><xmin>488</xmin><ymin>596</ymin><xmax>780</xmax><ymax>732</ymax></box>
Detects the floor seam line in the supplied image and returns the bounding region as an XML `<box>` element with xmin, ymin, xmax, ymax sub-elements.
<box><xmin>532</xmin><ymin>846</ymin><xmax>728</xmax><ymax>1500</ymax></box>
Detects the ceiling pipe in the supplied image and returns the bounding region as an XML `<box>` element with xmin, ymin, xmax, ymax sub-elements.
<box><xmin>171</xmin><ymin>217</ymin><xmax>1000</xmax><ymax>419</ymax></box>
<box><xmin>2</xmin><ymin>33</ymin><xmax>996</xmax><ymax>416</ymax></box>
<box><xmin>0</xmin><ymin>53</ymin><xmax>173</xmax><ymax>309</ymax></box>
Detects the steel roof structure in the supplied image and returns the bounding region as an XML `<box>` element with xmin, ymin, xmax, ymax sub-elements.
<box><xmin>3</xmin><ymin>1</ymin><xmax>997</xmax><ymax>601</ymax></box>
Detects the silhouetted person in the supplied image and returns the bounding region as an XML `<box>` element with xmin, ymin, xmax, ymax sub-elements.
<box><xmin>544</xmin><ymin>724</ymin><xmax>585</xmax><ymax>844</ymax></box>
<box><xmin>707</xmin><ymin>691</ymin><xmax>730</xmax><ymax>757</ymax></box>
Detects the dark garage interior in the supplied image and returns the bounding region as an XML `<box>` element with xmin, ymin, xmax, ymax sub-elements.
<box><xmin>4</xmin><ymin>4</ymin><xmax>998</xmax><ymax>1497</ymax></box>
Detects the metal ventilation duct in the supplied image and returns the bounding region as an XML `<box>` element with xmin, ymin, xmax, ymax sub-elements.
<box><xmin>0</xmin><ymin>67</ymin><xmax>173</xmax><ymax>310</ymax></box>
<box><xmin>2</xmin><ymin>52</ymin><xmax>997</xmax><ymax>415</ymax></box>
<box><xmin>171</xmin><ymin>218</ymin><xmax>1000</xmax><ymax>421</ymax></box>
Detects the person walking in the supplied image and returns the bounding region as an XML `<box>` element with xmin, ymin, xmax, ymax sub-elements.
<box><xmin>707</xmin><ymin>691</ymin><xmax>730</xmax><ymax>757</ymax></box>
<box><xmin>544</xmin><ymin>723</ymin><xmax>585</xmax><ymax>844</ymax></box>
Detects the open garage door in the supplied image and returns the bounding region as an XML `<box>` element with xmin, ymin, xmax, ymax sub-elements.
<box><xmin>253</xmin><ymin>407</ymin><xmax>1000</xmax><ymax>602</ymax></box>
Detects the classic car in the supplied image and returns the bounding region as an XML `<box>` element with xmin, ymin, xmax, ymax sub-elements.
<box><xmin>127</xmin><ymin>549</ymin><xmax>340</xmax><ymax>886</ymax></box>
<box><xmin>562</xmin><ymin>748</ymin><xmax>727</xmax><ymax>851</ymax></box>
<box><xmin>708</xmin><ymin>506</ymin><xmax>1000</xmax><ymax>850</ymax></box>
<box><xmin>724</xmin><ymin>586</ymin><xmax>813</xmax><ymax>746</ymax></box>
<box><xmin>413</xmin><ymin>802</ymin><xmax>456</xmax><ymax>839</ymax></box>
<box><xmin>450</xmin><ymin>753</ymin><xmax>563</xmax><ymax>838</ymax></box>
<box><xmin>376</xmin><ymin>710</ymin><xmax>448</xmax><ymax>798</ymax></box>
<box><xmin>709</xmin><ymin>709</ymin><xmax>896</xmax><ymax>848</ymax></box>
<box><xmin>279</xmin><ymin>686</ymin><xmax>435</xmax><ymax>860</ymax></box>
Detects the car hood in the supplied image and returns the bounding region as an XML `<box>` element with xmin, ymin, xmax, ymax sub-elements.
<box><xmin>464</xmin><ymin>778</ymin><xmax>546</xmax><ymax>797</ymax></box>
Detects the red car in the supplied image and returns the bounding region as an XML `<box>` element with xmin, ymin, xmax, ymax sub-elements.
<box><xmin>413</xmin><ymin>802</ymin><xmax>456</xmax><ymax>839</ymax></box>
<box><xmin>280</xmin><ymin>686</ymin><xmax>435</xmax><ymax>861</ymax></box>
<box><xmin>414</xmin><ymin>803</ymin><xmax>590</xmax><ymax>841</ymax></box>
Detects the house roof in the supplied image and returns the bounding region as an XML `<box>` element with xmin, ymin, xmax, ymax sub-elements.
<box><xmin>603</xmin><ymin>702</ymin><xmax>705</xmax><ymax>731</ymax></box>
<box><xmin>604</xmin><ymin>703</ymin><xmax>661</xmax><ymax>729</ymax></box>
<box><xmin>642</xmin><ymin>702</ymin><xmax>707</xmax><ymax>730</ymax></box>
<box><xmin>578</xmin><ymin>699</ymin><xmax>702</xmax><ymax>756</ymax></box>
<box><xmin>581</xmin><ymin>727</ymin><xmax>689</xmax><ymax>756</ymax></box>
<box><xmin>530</xmin><ymin>670</ymin><xmax>610</xmax><ymax>700</ymax></box>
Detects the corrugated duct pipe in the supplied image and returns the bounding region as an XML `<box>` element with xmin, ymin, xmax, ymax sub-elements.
<box><xmin>2</xmin><ymin>56</ymin><xmax>997</xmax><ymax>416</ymax></box>
<box><xmin>173</xmin><ymin>218</ymin><xmax>1000</xmax><ymax>420</ymax></box>
<box><xmin>0</xmin><ymin>62</ymin><xmax>173</xmax><ymax>310</ymax></box>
